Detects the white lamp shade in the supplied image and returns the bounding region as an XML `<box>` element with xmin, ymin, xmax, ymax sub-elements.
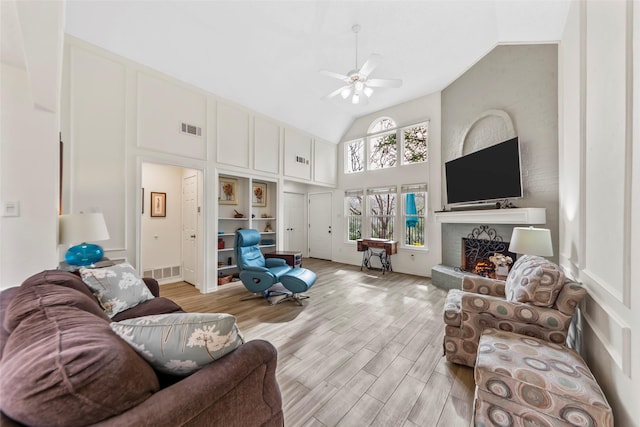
<box><xmin>508</xmin><ymin>227</ymin><xmax>553</xmax><ymax>256</ymax></box>
<box><xmin>59</xmin><ymin>213</ymin><xmax>110</xmax><ymax>245</ymax></box>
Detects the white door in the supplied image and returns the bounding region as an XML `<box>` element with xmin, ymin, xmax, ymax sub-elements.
<box><xmin>182</xmin><ymin>174</ymin><xmax>197</xmax><ymax>286</ymax></box>
<box><xmin>308</xmin><ymin>192</ymin><xmax>332</xmax><ymax>260</ymax></box>
<box><xmin>284</xmin><ymin>192</ymin><xmax>306</xmax><ymax>254</ymax></box>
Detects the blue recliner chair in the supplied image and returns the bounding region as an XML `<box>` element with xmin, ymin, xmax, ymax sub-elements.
<box><xmin>234</xmin><ymin>229</ymin><xmax>317</xmax><ymax>305</ymax></box>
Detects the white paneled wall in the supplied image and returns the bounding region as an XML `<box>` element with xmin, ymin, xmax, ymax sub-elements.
<box><xmin>284</xmin><ymin>128</ymin><xmax>312</xmax><ymax>181</ymax></box>
<box><xmin>68</xmin><ymin>47</ymin><xmax>126</xmax><ymax>251</ymax></box>
<box><xmin>62</xmin><ymin>36</ymin><xmax>336</xmax><ymax>293</ymax></box>
<box><xmin>559</xmin><ymin>1</ymin><xmax>638</xmax><ymax>425</ymax></box>
<box><xmin>137</xmin><ymin>72</ymin><xmax>207</xmax><ymax>160</ymax></box>
<box><xmin>217</xmin><ymin>102</ymin><xmax>250</xmax><ymax>168</ymax></box>
<box><xmin>254</xmin><ymin>116</ymin><xmax>280</xmax><ymax>174</ymax></box>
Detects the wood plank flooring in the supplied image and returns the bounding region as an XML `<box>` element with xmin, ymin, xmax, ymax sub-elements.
<box><xmin>161</xmin><ymin>259</ymin><xmax>474</xmax><ymax>427</ymax></box>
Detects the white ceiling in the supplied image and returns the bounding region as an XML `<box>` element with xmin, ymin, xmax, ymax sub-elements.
<box><xmin>64</xmin><ymin>0</ymin><xmax>571</xmax><ymax>143</ymax></box>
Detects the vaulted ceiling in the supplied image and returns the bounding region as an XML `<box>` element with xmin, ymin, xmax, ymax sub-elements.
<box><xmin>64</xmin><ymin>1</ymin><xmax>571</xmax><ymax>143</ymax></box>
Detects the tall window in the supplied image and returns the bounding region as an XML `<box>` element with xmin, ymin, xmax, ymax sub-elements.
<box><xmin>345</xmin><ymin>190</ymin><xmax>363</xmax><ymax>241</ymax></box>
<box><xmin>402</xmin><ymin>122</ymin><xmax>428</xmax><ymax>165</ymax></box>
<box><xmin>369</xmin><ymin>131</ymin><xmax>397</xmax><ymax>170</ymax></box>
<box><xmin>368</xmin><ymin>117</ymin><xmax>397</xmax><ymax>170</ymax></box>
<box><xmin>401</xmin><ymin>184</ymin><xmax>427</xmax><ymax>247</ymax></box>
<box><xmin>368</xmin><ymin>186</ymin><xmax>396</xmax><ymax>240</ymax></box>
<box><xmin>345</xmin><ymin>139</ymin><xmax>364</xmax><ymax>174</ymax></box>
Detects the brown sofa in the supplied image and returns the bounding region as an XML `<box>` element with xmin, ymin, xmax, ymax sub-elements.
<box><xmin>0</xmin><ymin>270</ymin><xmax>283</xmax><ymax>427</ymax></box>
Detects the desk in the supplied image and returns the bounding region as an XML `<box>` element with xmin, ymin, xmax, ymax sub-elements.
<box><xmin>357</xmin><ymin>239</ymin><xmax>397</xmax><ymax>274</ymax></box>
<box><xmin>264</xmin><ymin>251</ymin><xmax>302</xmax><ymax>268</ymax></box>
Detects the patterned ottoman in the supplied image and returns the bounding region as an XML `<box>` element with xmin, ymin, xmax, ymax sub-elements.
<box><xmin>474</xmin><ymin>328</ymin><xmax>613</xmax><ymax>427</ymax></box>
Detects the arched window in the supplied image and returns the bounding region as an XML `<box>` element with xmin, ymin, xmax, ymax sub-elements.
<box><xmin>368</xmin><ymin>117</ymin><xmax>396</xmax><ymax>133</ymax></box>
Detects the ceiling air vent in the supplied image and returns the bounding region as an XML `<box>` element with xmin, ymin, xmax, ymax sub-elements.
<box><xmin>180</xmin><ymin>122</ymin><xmax>202</xmax><ymax>137</ymax></box>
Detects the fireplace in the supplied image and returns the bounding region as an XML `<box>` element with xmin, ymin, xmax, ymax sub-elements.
<box><xmin>460</xmin><ymin>225</ymin><xmax>515</xmax><ymax>278</ymax></box>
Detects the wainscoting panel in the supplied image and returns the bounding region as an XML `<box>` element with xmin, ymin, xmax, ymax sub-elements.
<box><xmin>69</xmin><ymin>46</ymin><xmax>126</xmax><ymax>251</ymax></box>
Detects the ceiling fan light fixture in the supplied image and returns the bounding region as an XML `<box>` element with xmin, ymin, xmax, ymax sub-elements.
<box><xmin>321</xmin><ymin>24</ymin><xmax>402</xmax><ymax>105</ymax></box>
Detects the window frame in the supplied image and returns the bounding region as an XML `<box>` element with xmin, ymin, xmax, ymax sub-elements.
<box><xmin>400</xmin><ymin>121</ymin><xmax>429</xmax><ymax>166</ymax></box>
<box><xmin>344</xmin><ymin>190</ymin><xmax>364</xmax><ymax>242</ymax></box>
<box><xmin>344</xmin><ymin>139</ymin><xmax>364</xmax><ymax>174</ymax></box>
<box><xmin>366</xmin><ymin>186</ymin><xmax>397</xmax><ymax>241</ymax></box>
<box><xmin>400</xmin><ymin>184</ymin><xmax>428</xmax><ymax>249</ymax></box>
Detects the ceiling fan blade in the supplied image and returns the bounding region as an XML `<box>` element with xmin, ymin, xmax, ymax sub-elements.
<box><xmin>359</xmin><ymin>54</ymin><xmax>382</xmax><ymax>78</ymax></box>
<box><xmin>323</xmin><ymin>85</ymin><xmax>352</xmax><ymax>100</ymax></box>
<box><xmin>319</xmin><ymin>70</ymin><xmax>350</xmax><ymax>82</ymax></box>
<box><xmin>366</xmin><ymin>78</ymin><xmax>403</xmax><ymax>88</ymax></box>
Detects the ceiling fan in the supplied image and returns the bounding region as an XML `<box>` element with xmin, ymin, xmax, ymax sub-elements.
<box><xmin>321</xmin><ymin>24</ymin><xmax>402</xmax><ymax>105</ymax></box>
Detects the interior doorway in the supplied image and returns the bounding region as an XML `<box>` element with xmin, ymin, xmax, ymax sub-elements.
<box><xmin>141</xmin><ymin>162</ymin><xmax>203</xmax><ymax>289</ymax></box>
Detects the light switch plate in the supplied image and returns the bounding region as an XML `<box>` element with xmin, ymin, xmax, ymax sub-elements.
<box><xmin>1</xmin><ymin>201</ymin><xmax>20</xmax><ymax>217</ymax></box>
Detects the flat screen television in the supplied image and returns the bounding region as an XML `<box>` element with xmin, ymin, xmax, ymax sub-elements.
<box><xmin>445</xmin><ymin>137</ymin><xmax>523</xmax><ymax>205</ymax></box>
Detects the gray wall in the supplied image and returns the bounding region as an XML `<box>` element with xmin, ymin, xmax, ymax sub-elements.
<box><xmin>441</xmin><ymin>44</ymin><xmax>559</xmax><ymax>264</ymax></box>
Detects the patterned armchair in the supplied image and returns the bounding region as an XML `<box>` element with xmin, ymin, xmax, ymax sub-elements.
<box><xmin>443</xmin><ymin>255</ymin><xmax>587</xmax><ymax>367</ymax></box>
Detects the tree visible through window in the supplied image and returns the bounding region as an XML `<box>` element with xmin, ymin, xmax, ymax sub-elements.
<box><xmin>368</xmin><ymin>187</ymin><xmax>396</xmax><ymax>240</ymax></box>
<box><xmin>402</xmin><ymin>123</ymin><xmax>428</xmax><ymax>164</ymax></box>
<box><xmin>368</xmin><ymin>118</ymin><xmax>397</xmax><ymax>170</ymax></box>
<box><xmin>369</xmin><ymin>132</ymin><xmax>397</xmax><ymax>170</ymax></box>
<box><xmin>345</xmin><ymin>139</ymin><xmax>364</xmax><ymax>174</ymax></box>
<box><xmin>345</xmin><ymin>191</ymin><xmax>363</xmax><ymax>241</ymax></box>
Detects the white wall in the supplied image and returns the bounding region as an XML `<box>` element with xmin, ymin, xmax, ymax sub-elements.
<box><xmin>140</xmin><ymin>163</ymin><xmax>183</xmax><ymax>275</ymax></box>
<box><xmin>559</xmin><ymin>1</ymin><xmax>639</xmax><ymax>424</ymax></box>
<box><xmin>335</xmin><ymin>92</ymin><xmax>442</xmax><ymax>276</ymax></box>
<box><xmin>0</xmin><ymin>1</ymin><xmax>64</xmax><ymax>289</ymax></box>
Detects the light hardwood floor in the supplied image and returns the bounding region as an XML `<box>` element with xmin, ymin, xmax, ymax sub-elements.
<box><xmin>161</xmin><ymin>258</ymin><xmax>474</xmax><ymax>427</ymax></box>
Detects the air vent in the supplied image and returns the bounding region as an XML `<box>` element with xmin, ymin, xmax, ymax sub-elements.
<box><xmin>180</xmin><ymin>122</ymin><xmax>202</xmax><ymax>137</ymax></box>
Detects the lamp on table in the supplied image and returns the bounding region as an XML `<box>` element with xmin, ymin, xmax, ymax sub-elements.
<box><xmin>508</xmin><ymin>226</ymin><xmax>553</xmax><ymax>257</ymax></box>
<box><xmin>59</xmin><ymin>213</ymin><xmax>110</xmax><ymax>266</ymax></box>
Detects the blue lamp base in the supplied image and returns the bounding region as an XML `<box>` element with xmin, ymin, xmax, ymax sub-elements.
<box><xmin>65</xmin><ymin>243</ymin><xmax>104</xmax><ymax>266</ymax></box>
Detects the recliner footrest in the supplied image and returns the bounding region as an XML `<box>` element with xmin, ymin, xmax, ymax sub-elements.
<box><xmin>280</xmin><ymin>268</ymin><xmax>316</xmax><ymax>294</ymax></box>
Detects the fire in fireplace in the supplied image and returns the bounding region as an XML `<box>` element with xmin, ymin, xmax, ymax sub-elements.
<box><xmin>460</xmin><ymin>225</ymin><xmax>515</xmax><ymax>278</ymax></box>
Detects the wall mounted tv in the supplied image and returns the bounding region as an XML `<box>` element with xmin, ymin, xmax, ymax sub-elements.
<box><xmin>445</xmin><ymin>137</ymin><xmax>523</xmax><ymax>205</ymax></box>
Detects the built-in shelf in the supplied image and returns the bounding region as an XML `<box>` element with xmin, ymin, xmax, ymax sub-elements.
<box><xmin>434</xmin><ymin>208</ymin><xmax>546</xmax><ymax>225</ymax></box>
<box><xmin>218</xmin><ymin>264</ymin><xmax>237</xmax><ymax>270</ymax></box>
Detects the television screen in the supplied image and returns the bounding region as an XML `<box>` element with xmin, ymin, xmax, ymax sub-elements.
<box><xmin>445</xmin><ymin>137</ymin><xmax>522</xmax><ymax>205</ymax></box>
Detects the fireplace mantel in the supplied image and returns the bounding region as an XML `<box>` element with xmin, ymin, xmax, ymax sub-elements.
<box><xmin>434</xmin><ymin>208</ymin><xmax>546</xmax><ymax>224</ymax></box>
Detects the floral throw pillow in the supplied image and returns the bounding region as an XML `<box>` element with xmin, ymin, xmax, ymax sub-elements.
<box><xmin>80</xmin><ymin>263</ymin><xmax>154</xmax><ymax>318</ymax></box>
<box><xmin>110</xmin><ymin>313</ymin><xmax>244</xmax><ymax>376</ymax></box>
<box><xmin>505</xmin><ymin>255</ymin><xmax>566</xmax><ymax>307</ymax></box>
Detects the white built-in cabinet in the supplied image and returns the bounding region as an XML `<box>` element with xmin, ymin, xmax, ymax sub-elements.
<box><xmin>217</xmin><ymin>176</ymin><xmax>277</xmax><ymax>276</ymax></box>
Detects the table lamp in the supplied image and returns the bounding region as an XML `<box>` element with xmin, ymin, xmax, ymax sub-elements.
<box><xmin>59</xmin><ymin>213</ymin><xmax>110</xmax><ymax>266</ymax></box>
<box><xmin>508</xmin><ymin>226</ymin><xmax>553</xmax><ymax>257</ymax></box>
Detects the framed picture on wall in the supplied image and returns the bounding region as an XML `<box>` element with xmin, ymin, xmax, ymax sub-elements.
<box><xmin>252</xmin><ymin>182</ymin><xmax>267</xmax><ymax>207</ymax></box>
<box><xmin>150</xmin><ymin>192</ymin><xmax>166</xmax><ymax>217</ymax></box>
<box><xmin>219</xmin><ymin>177</ymin><xmax>237</xmax><ymax>205</ymax></box>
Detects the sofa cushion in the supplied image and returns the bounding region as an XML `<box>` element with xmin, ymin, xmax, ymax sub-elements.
<box><xmin>80</xmin><ymin>263</ymin><xmax>154</xmax><ymax>318</ymax></box>
<box><xmin>111</xmin><ymin>312</ymin><xmax>244</xmax><ymax>376</ymax></box>
<box><xmin>111</xmin><ymin>296</ymin><xmax>183</xmax><ymax>322</ymax></box>
<box><xmin>0</xmin><ymin>283</ymin><xmax>159</xmax><ymax>427</ymax></box>
<box><xmin>505</xmin><ymin>255</ymin><xmax>565</xmax><ymax>307</ymax></box>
